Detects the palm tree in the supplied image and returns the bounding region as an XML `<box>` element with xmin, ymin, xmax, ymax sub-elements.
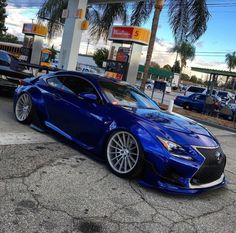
<box><xmin>225</xmin><ymin>52</ymin><xmax>236</xmax><ymax>90</ymax></box>
<box><xmin>171</xmin><ymin>42</ymin><xmax>196</xmax><ymax>84</ymax></box>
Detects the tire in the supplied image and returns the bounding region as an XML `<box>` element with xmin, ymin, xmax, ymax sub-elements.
<box><xmin>15</xmin><ymin>93</ymin><xmax>33</xmax><ymax>124</ymax></box>
<box><xmin>147</xmin><ymin>85</ymin><xmax>152</xmax><ymax>90</ymax></box>
<box><xmin>183</xmin><ymin>103</ymin><xmax>191</xmax><ymax>111</ymax></box>
<box><xmin>106</xmin><ymin>131</ymin><xmax>143</xmax><ymax>178</ymax></box>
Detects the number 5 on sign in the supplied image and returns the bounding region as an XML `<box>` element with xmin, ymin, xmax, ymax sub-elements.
<box><xmin>133</xmin><ymin>29</ymin><xmax>141</xmax><ymax>40</ymax></box>
<box><xmin>132</xmin><ymin>28</ymin><xmax>150</xmax><ymax>44</ymax></box>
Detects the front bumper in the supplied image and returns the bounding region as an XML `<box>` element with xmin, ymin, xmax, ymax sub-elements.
<box><xmin>140</xmin><ymin>145</ymin><xmax>227</xmax><ymax>194</ymax></box>
<box><xmin>139</xmin><ymin>174</ymin><xmax>227</xmax><ymax>194</ymax></box>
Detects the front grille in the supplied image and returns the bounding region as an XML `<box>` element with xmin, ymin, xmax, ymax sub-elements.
<box><xmin>191</xmin><ymin>147</ymin><xmax>226</xmax><ymax>185</ymax></box>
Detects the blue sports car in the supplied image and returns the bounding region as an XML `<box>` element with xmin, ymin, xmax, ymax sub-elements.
<box><xmin>14</xmin><ymin>71</ymin><xmax>227</xmax><ymax>194</ymax></box>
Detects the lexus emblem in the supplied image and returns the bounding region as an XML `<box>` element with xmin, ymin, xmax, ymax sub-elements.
<box><xmin>216</xmin><ymin>151</ymin><xmax>222</xmax><ymax>162</ymax></box>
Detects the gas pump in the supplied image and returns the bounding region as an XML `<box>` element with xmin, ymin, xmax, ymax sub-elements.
<box><xmin>20</xmin><ymin>23</ymin><xmax>49</xmax><ymax>66</ymax></box>
<box><xmin>105</xmin><ymin>26</ymin><xmax>150</xmax><ymax>84</ymax></box>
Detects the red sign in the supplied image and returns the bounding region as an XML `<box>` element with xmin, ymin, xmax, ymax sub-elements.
<box><xmin>109</xmin><ymin>26</ymin><xmax>151</xmax><ymax>45</ymax></box>
<box><xmin>111</xmin><ymin>27</ymin><xmax>134</xmax><ymax>39</ymax></box>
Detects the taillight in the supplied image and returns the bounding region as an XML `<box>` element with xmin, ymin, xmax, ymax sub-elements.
<box><xmin>19</xmin><ymin>80</ymin><xmax>25</xmax><ymax>86</ymax></box>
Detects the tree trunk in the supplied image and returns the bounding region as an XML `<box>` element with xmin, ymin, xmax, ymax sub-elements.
<box><xmin>224</xmin><ymin>67</ymin><xmax>231</xmax><ymax>90</ymax></box>
<box><xmin>140</xmin><ymin>0</ymin><xmax>165</xmax><ymax>91</ymax></box>
<box><xmin>178</xmin><ymin>62</ymin><xmax>185</xmax><ymax>87</ymax></box>
<box><xmin>175</xmin><ymin>52</ymin><xmax>179</xmax><ymax>63</ymax></box>
<box><xmin>232</xmin><ymin>77</ymin><xmax>236</xmax><ymax>92</ymax></box>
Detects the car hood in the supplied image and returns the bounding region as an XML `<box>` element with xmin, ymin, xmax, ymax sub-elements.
<box><xmin>132</xmin><ymin>108</ymin><xmax>218</xmax><ymax>147</ymax></box>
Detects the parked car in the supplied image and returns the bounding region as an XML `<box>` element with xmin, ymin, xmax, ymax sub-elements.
<box><xmin>14</xmin><ymin>71</ymin><xmax>226</xmax><ymax>194</ymax></box>
<box><xmin>184</xmin><ymin>85</ymin><xmax>207</xmax><ymax>96</ymax></box>
<box><xmin>0</xmin><ymin>50</ymin><xmax>31</xmax><ymax>88</ymax></box>
<box><xmin>51</xmin><ymin>59</ymin><xmax>59</xmax><ymax>68</ymax></box>
<box><xmin>218</xmin><ymin>105</ymin><xmax>235</xmax><ymax>121</ymax></box>
<box><xmin>179</xmin><ymin>84</ymin><xmax>188</xmax><ymax>92</ymax></box>
<box><xmin>174</xmin><ymin>93</ymin><xmax>220</xmax><ymax>112</ymax></box>
<box><xmin>146</xmin><ymin>80</ymin><xmax>172</xmax><ymax>93</ymax></box>
<box><xmin>165</xmin><ymin>83</ymin><xmax>172</xmax><ymax>93</ymax></box>
<box><xmin>145</xmin><ymin>80</ymin><xmax>154</xmax><ymax>90</ymax></box>
<box><xmin>217</xmin><ymin>91</ymin><xmax>234</xmax><ymax>104</ymax></box>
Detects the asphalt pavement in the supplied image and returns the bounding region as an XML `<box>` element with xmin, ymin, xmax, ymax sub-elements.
<box><xmin>0</xmin><ymin>94</ymin><xmax>235</xmax><ymax>233</ymax></box>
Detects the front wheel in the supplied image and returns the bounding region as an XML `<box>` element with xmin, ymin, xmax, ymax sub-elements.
<box><xmin>106</xmin><ymin>131</ymin><xmax>143</xmax><ymax>178</ymax></box>
<box><xmin>183</xmin><ymin>103</ymin><xmax>191</xmax><ymax>111</ymax></box>
<box><xmin>15</xmin><ymin>93</ymin><xmax>33</xmax><ymax>124</ymax></box>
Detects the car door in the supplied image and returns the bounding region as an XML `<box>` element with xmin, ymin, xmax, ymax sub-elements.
<box><xmin>44</xmin><ymin>75</ymin><xmax>111</xmax><ymax>148</ymax></box>
<box><xmin>41</xmin><ymin>75</ymin><xmax>69</xmax><ymax>129</ymax></box>
<box><xmin>191</xmin><ymin>94</ymin><xmax>205</xmax><ymax>111</ymax></box>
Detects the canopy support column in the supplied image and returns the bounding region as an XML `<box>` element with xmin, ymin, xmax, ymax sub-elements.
<box><xmin>58</xmin><ymin>0</ymin><xmax>88</xmax><ymax>70</ymax></box>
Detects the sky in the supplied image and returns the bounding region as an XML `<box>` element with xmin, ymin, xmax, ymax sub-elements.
<box><xmin>5</xmin><ymin>0</ymin><xmax>236</xmax><ymax>79</ymax></box>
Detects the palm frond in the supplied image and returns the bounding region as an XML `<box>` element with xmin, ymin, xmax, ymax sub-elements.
<box><xmin>188</xmin><ymin>0</ymin><xmax>210</xmax><ymax>42</ymax></box>
<box><xmin>89</xmin><ymin>3</ymin><xmax>125</xmax><ymax>42</ymax></box>
<box><xmin>37</xmin><ymin>0</ymin><xmax>67</xmax><ymax>39</ymax></box>
<box><xmin>130</xmin><ymin>0</ymin><xmax>155</xmax><ymax>26</ymax></box>
<box><xmin>168</xmin><ymin>0</ymin><xmax>190</xmax><ymax>43</ymax></box>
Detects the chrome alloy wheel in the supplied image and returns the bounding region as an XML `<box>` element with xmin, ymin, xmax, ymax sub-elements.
<box><xmin>15</xmin><ymin>93</ymin><xmax>32</xmax><ymax>122</ymax></box>
<box><xmin>107</xmin><ymin>131</ymin><xmax>139</xmax><ymax>174</ymax></box>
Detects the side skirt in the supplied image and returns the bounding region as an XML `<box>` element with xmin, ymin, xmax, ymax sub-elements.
<box><xmin>44</xmin><ymin>121</ymin><xmax>94</xmax><ymax>151</ymax></box>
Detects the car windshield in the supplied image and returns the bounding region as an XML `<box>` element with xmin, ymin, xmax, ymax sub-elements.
<box><xmin>188</xmin><ymin>86</ymin><xmax>205</xmax><ymax>93</ymax></box>
<box><xmin>218</xmin><ymin>92</ymin><xmax>228</xmax><ymax>98</ymax></box>
<box><xmin>100</xmin><ymin>81</ymin><xmax>159</xmax><ymax>110</ymax></box>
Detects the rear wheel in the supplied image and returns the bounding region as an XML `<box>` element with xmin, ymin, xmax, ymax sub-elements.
<box><xmin>106</xmin><ymin>131</ymin><xmax>143</xmax><ymax>178</ymax></box>
<box><xmin>183</xmin><ymin>103</ymin><xmax>191</xmax><ymax>111</ymax></box>
<box><xmin>15</xmin><ymin>93</ymin><xmax>33</xmax><ymax>124</ymax></box>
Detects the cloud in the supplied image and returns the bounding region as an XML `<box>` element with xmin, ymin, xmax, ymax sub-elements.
<box><xmin>5</xmin><ymin>8</ymin><xmax>34</xmax><ymax>40</ymax></box>
<box><xmin>140</xmin><ymin>39</ymin><xmax>176</xmax><ymax>67</ymax></box>
<box><xmin>7</xmin><ymin>0</ymin><xmax>43</xmax><ymax>8</ymax></box>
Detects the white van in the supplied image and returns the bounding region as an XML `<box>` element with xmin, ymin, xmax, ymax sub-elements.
<box><xmin>184</xmin><ymin>86</ymin><xmax>207</xmax><ymax>96</ymax></box>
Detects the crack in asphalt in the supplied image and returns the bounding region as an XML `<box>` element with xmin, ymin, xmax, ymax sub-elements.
<box><xmin>168</xmin><ymin>200</ymin><xmax>236</xmax><ymax>233</ymax></box>
<box><xmin>129</xmin><ymin>181</ymin><xmax>183</xmax><ymax>227</ymax></box>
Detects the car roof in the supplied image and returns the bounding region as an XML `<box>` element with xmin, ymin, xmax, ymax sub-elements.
<box><xmin>51</xmin><ymin>70</ymin><xmax>129</xmax><ymax>85</ymax></box>
<box><xmin>187</xmin><ymin>85</ymin><xmax>206</xmax><ymax>89</ymax></box>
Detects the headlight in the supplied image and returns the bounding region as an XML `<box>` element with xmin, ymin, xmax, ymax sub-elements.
<box><xmin>158</xmin><ymin>137</ymin><xmax>193</xmax><ymax>161</ymax></box>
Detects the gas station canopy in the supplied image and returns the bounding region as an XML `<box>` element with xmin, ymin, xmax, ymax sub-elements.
<box><xmin>191</xmin><ymin>67</ymin><xmax>236</xmax><ymax>77</ymax></box>
<box><xmin>191</xmin><ymin>67</ymin><xmax>236</xmax><ymax>95</ymax></box>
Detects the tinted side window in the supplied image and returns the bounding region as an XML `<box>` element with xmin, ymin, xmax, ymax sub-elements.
<box><xmin>62</xmin><ymin>77</ymin><xmax>97</xmax><ymax>96</ymax></box>
<box><xmin>47</xmin><ymin>77</ymin><xmax>63</xmax><ymax>89</ymax></box>
<box><xmin>197</xmin><ymin>95</ymin><xmax>206</xmax><ymax>100</ymax></box>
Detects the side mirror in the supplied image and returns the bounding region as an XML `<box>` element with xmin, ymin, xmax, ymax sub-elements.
<box><xmin>79</xmin><ymin>93</ymin><xmax>97</xmax><ymax>102</ymax></box>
